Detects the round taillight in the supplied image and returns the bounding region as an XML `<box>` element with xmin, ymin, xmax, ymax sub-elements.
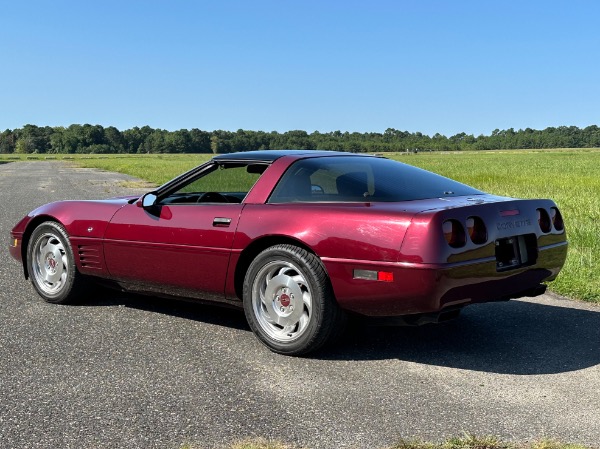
<box><xmin>550</xmin><ymin>207</ymin><xmax>564</xmax><ymax>231</ymax></box>
<box><xmin>537</xmin><ymin>208</ymin><xmax>551</xmax><ymax>233</ymax></box>
<box><xmin>466</xmin><ymin>216</ymin><xmax>488</xmax><ymax>244</ymax></box>
<box><xmin>443</xmin><ymin>219</ymin><xmax>466</xmax><ymax>248</ymax></box>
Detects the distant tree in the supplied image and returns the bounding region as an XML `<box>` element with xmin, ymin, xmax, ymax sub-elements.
<box><xmin>1</xmin><ymin>123</ymin><xmax>599</xmax><ymax>155</ymax></box>
<box><xmin>210</xmin><ymin>130</ymin><xmax>234</xmax><ymax>153</ymax></box>
<box><xmin>170</xmin><ymin>129</ymin><xmax>192</xmax><ymax>153</ymax></box>
<box><xmin>143</xmin><ymin>129</ymin><xmax>171</xmax><ymax>153</ymax></box>
<box><xmin>123</xmin><ymin>126</ymin><xmax>154</xmax><ymax>153</ymax></box>
<box><xmin>210</xmin><ymin>135</ymin><xmax>220</xmax><ymax>154</ymax></box>
<box><xmin>104</xmin><ymin>126</ymin><xmax>125</xmax><ymax>153</ymax></box>
<box><xmin>81</xmin><ymin>124</ymin><xmax>104</xmax><ymax>149</ymax></box>
<box><xmin>0</xmin><ymin>129</ymin><xmax>16</xmax><ymax>153</ymax></box>
<box><xmin>14</xmin><ymin>125</ymin><xmax>52</xmax><ymax>153</ymax></box>
<box><xmin>15</xmin><ymin>137</ymin><xmax>34</xmax><ymax>153</ymax></box>
<box><xmin>189</xmin><ymin>128</ymin><xmax>211</xmax><ymax>153</ymax></box>
<box><xmin>271</xmin><ymin>130</ymin><xmax>314</xmax><ymax>150</ymax></box>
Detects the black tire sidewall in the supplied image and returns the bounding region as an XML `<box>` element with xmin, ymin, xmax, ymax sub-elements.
<box><xmin>27</xmin><ymin>221</ymin><xmax>78</xmax><ymax>304</ymax></box>
<box><xmin>243</xmin><ymin>244</ymin><xmax>333</xmax><ymax>355</ymax></box>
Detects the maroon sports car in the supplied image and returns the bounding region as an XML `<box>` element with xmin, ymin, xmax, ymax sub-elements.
<box><xmin>9</xmin><ymin>150</ymin><xmax>568</xmax><ymax>355</ymax></box>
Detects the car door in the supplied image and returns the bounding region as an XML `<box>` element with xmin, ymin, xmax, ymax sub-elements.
<box><xmin>102</xmin><ymin>162</ymin><xmax>264</xmax><ymax>300</ymax></box>
<box><xmin>103</xmin><ymin>202</ymin><xmax>243</xmax><ymax>299</ymax></box>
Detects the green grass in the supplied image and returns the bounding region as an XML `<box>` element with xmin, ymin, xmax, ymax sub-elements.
<box><xmin>2</xmin><ymin>149</ymin><xmax>598</xmax><ymax>303</ymax></box>
<box><xmin>72</xmin><ymin>153</ymin><xmax>212</xmax><ymax>185</ymax></box>
<box><xmin>177</xmin><ymin>435</ymin><xmax>594</xmax><ymax>449</ymax></box>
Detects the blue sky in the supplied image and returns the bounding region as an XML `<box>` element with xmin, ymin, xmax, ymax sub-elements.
<box><xmin>1</xmin><ymin>0</ymin><xmax>598</xmax><ymax>136</ymax></box>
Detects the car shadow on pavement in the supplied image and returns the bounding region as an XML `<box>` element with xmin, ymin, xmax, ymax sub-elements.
<box><xmin>79</xmin><ymin>288</ymin><xmax>251</xmax><ymax>332</ymax></box>
<box><xmin>320</xmin><ymin>300</ymin><xmax>600</xmax><ymax>375</ymax></box>
<box><xmin>79</xmin><ymin>289</ymin><xmax>599</xmax><ymax>375</ymax></box>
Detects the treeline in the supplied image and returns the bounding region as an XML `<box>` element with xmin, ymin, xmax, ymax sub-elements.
<box><xmin>1</xmin><ymin>124</ymin><xmax>600</xmax><ymax>155</ymax></box>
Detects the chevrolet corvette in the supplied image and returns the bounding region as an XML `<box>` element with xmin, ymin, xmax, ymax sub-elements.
<box><xmin>9</xmin><ymin>150</ymin><xmax>568</xmax><ymax>355</ymax></box>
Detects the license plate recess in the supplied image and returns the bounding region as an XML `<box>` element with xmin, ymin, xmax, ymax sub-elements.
<box><xmin>495</xmin><ymin>234</ymin><xmax>537</xmax><ymax>272</ymax></box>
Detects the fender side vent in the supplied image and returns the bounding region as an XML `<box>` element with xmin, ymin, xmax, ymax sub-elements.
<box><xmin>78</xmin><ymin>245</ymin><xmax>102</xmax><ymax>270</ymax></box>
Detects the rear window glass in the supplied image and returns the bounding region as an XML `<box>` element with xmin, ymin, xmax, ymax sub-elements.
<box><xmin>268</xmin><ymin>156</ymin><xmax>482</xmax><ymax>203</ymax></box>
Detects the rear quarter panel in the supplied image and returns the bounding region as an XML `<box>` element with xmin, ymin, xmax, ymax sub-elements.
<box><xmin>228</xmin><ymin>202</ymin><xmax>416</xmax><ymax>306</ymax></box>
<box><xmin>234</xmin><ymin>203</ymin><xmax>415</xmax><ymax>262</ymax></box>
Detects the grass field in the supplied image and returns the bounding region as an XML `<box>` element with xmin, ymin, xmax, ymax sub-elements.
<box><xmin>2</xmin><ymin>149</ymin><xmax>598</xmax><ymax>303</ymax></box>
<box><xmin>179</xmin><ymin>434</ymin><xmax>594</xmax><ymax>449</ymax></box>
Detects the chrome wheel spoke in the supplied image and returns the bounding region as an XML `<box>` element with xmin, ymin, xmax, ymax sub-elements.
<box><xmin>298</xmin><ymin>311</ymin><xmax>309</xmax><ymax>331</ymax></box>
<box><xmin>281</xmin><ymin>323</ymin><xmax>297</xmax><ymax>336</ymax></box>
<box><xmin>31</xmin><ymin>231</ymin><xmax>69</xmax><ymax>295</ymax></box>
<box><xmin>291</xmin><ymin>274</ymin><xmax>306</xmax><ymax>287</ymax></box>
<box><xmin>40</xmin><ymin>240</ymin><xmax>52</xmax><ymax>254</ymax></box>
<box><xmin>302</xmin><ymin>290</ymin><xmax>312</xmax><ymax>312</ymax></box>
<box><xmin>252</xmin><ymin>259</ymin><xmax>313</xmax><ymax>343</ymax></box>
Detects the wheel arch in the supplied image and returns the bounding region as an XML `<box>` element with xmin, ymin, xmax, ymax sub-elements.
<box><xmin>20</xmin><ymin>215</ymin><xmax>63</xmax><ymax>279</ymax></box>
<box><xmin>233</xmin><ymin>235</ymin><xmax>324</xmax><ymax>301</ymax></box>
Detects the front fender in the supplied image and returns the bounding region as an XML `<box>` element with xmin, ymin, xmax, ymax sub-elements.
<box><xmin>9</xmin><ymin>199</ymin><xmax>131</xmax><ymax>278</ymax></box>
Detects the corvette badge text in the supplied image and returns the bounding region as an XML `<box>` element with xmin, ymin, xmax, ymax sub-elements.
<box><xmin>496</xmin><ymin>219</ymin><xmax>532</xmax><ymax>230</ymax></box>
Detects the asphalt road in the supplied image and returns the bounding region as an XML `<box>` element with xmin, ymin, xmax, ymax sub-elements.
<box><xmin>1</xmin><ymin>161</ymin><xmax>599</xmax><ymax>449</ymax></box>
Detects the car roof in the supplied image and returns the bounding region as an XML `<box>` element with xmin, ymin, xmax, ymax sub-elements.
<box><xmin>212</xmin><ymin>149</ymin><xmax>371</xmax><ymax>163</ymax></box>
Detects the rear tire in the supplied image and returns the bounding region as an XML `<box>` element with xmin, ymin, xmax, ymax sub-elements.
<box><xmin>243</xmin><ymin>244</ymin><xmax>345</xmax><ymax>356</ymax></box>
<box><xmin>27</xmin><ymin>221</ymin><xmax>87</xmax><ymax>304</ymax></box>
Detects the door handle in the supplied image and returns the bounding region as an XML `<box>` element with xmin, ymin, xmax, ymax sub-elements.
<box><xmin>213</xmin><ymin>217</ymin><xmax>232</xmax><ymax>227</ymax></box>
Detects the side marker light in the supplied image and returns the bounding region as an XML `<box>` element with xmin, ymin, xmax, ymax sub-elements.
<box><xmin>353</xmin><ymin>269</ymin><xmax>394</xmax><ymax>282</ymax></box>
<box><xmin>377</xmin><ymin>271</ymin><xmax>394</xmax><ymax>282</ymax></box>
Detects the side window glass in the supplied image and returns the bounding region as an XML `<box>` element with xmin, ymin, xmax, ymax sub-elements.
<box><xmin>268</xmin><ymin>165</ymin><xmax>314</xmax><ymax>202</ymax></box>
<box><xmin>269</xmin><ymin>160</ymin><xmax>373</xmax><ymax>203</ymax></box>
<box><xmin>269</xmin><ymin>156</ymin><xmax>483</xmax><ymax>203</ymax></box>
<box><xmin>161</xmin><ymin>164</ymin><xmax>266</xmax><ymax>205</ymax></box>
<box><xmin>334</xmin><ymin>171</ymin><xmax>371</xmax><ymax>199</ymax></box>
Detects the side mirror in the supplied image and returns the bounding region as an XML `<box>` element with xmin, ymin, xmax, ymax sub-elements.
<box><xmin>137</xmin><ymin>192</ymin><xmax>158</xmax><ymax>208</ymax></box>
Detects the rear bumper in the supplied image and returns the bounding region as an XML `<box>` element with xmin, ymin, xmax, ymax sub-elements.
<box><xmin>322</xmin><ymin>241</ymin><xmax>568</xmax><ymax>317</ymax></box>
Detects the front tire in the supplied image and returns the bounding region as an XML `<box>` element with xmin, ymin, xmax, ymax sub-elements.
<box><xmin>27</xmin><ymin>221</ymin><xmax>87</xmax><ymax>304</ymax></box>
<box><xmin>243</xmin><ymin>244</ymin><xmax>345</xmax><ymax>355</ymax></box>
